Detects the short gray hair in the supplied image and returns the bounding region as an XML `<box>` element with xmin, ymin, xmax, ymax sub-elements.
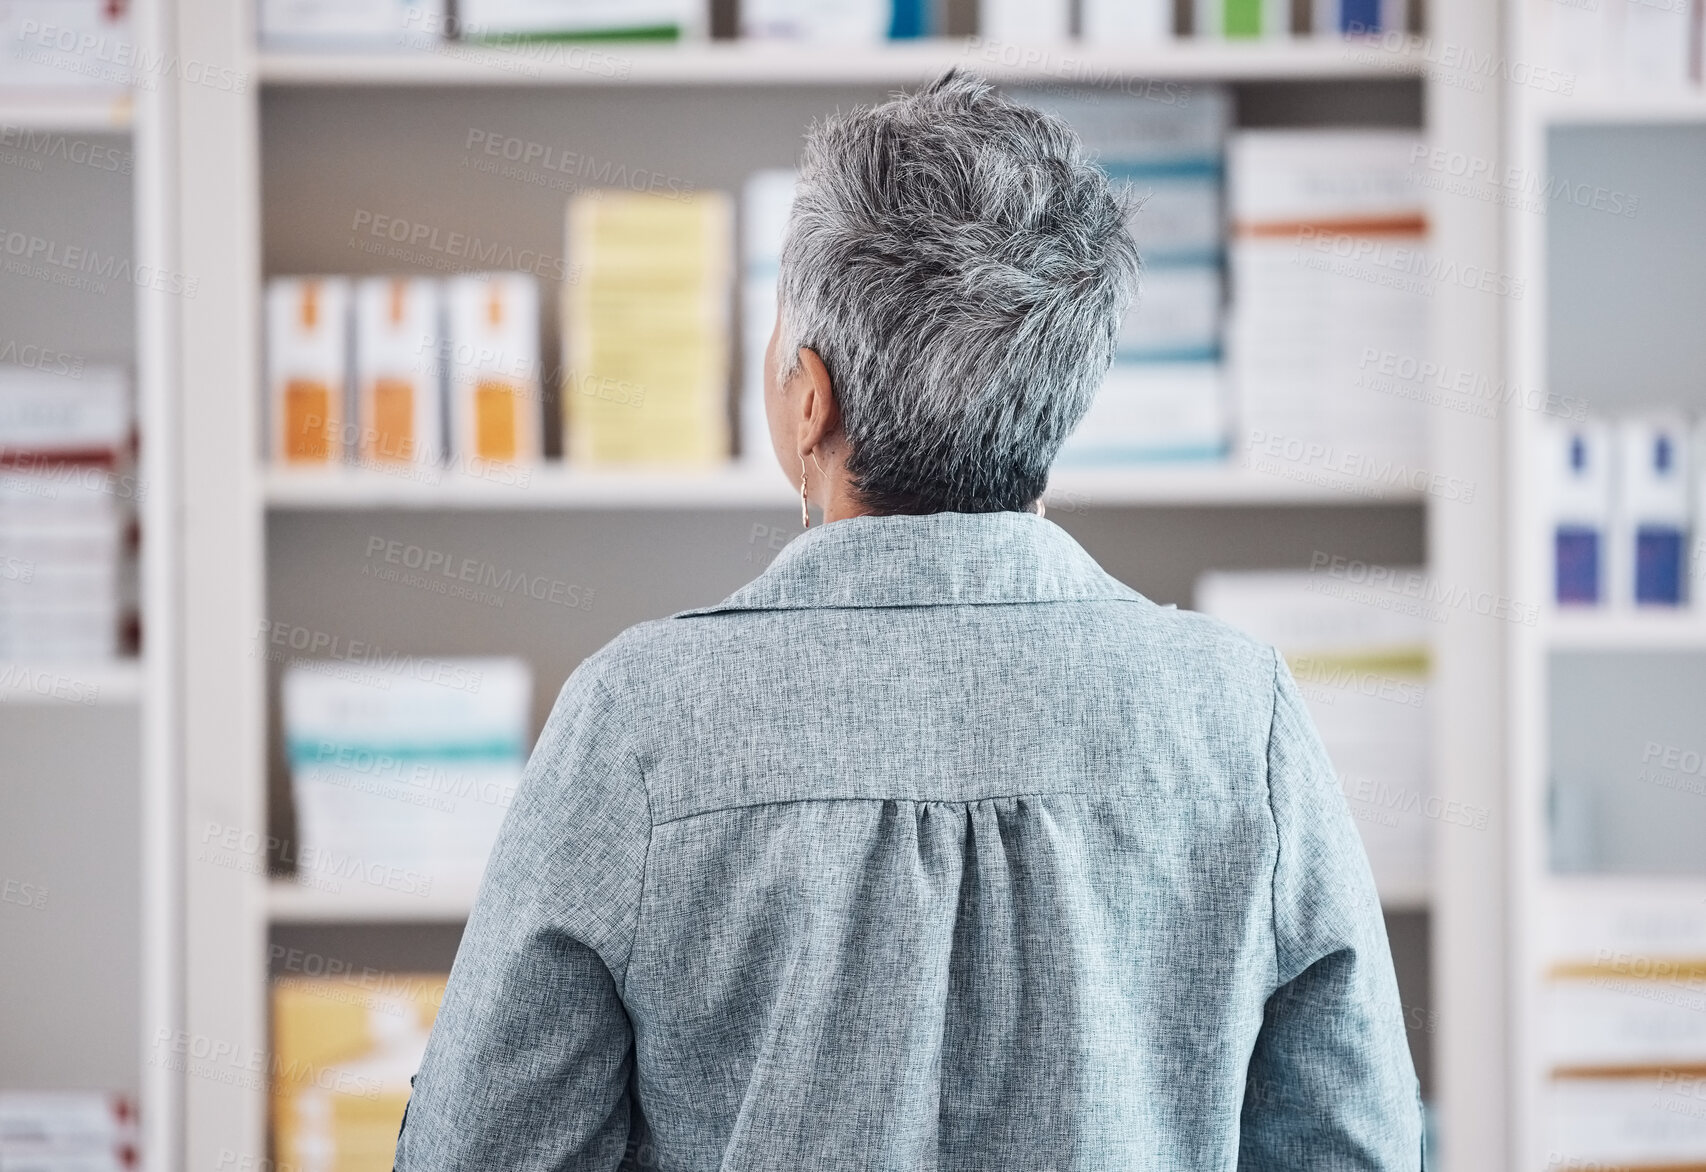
<box><xmin>778</xmin><ymin>70</ymin><xmax>1139</xmax><ymax>514</ymax></box>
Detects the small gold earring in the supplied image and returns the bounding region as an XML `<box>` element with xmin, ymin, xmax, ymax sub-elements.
<box><xmin>799</xmin><ymin>456</ymin><xmax>811</xmax><ymax>530</ymax></box>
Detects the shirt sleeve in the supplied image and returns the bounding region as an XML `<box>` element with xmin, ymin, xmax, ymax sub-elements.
<box><xmin>394</xmin><ymin>658</ymin><xmax>652</xmax><ymax>1172</ymax></box>
<box><xmin>1237</xmin><ymin>649</ymin><xmax>1425</xmax><ymax>1171</ymax></box>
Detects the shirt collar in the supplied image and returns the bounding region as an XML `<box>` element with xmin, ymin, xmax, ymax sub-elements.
<box><xmin>673</xmin><ymin>511</ymin><xmax>1148</xmax><ymax>617</ymax></box>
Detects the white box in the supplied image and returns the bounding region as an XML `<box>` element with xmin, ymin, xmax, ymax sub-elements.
<box><xmin>1548</xmin><ymin>1076</ymin><xmax>1706</xmax><ymax>1167</ymax></box>
<box><xmin>354</xmin><ymin>277</ymin><xmax>444</xmax><ymax>469</ymax></box>
<box><xmin>1617</xmin><ymin>0</ymin><xmax>1693</xmax><ymax>90</ymax></box>
<box><xmin>741</xmin><ymin>0</ymin><xmax>889</xmax><ymax>42</ymax></box>
<box><xmin>282</xmin><ymin>657</ymin><xmax>532</xmax><ymax>889</ymax></box>
<box><xmin>1543</xmin><ymin>0</ymin><xmax>1612</xmax><ymax>90</ymax></box>
<box><xmin>0</xmin><ymin>0</ymin><xmax>134</xmax><ymax>90</ymax></box>
<box><xmin>1196</xmin><ymin>567</ymin><xmax>1434</xmax><ymax>904</ymax></box>
<box><xmin>1229</xmin><ymin>131</ymin><xmax>1429</xmax><ymax>475</ymax></box>
<box><xmin>1545</xmin><ymin>417</ymin><xmax>1613</xmax><ymax>607</ymax></box>
<box><xmin>1057</xmin><ymin>362</ymin><xmax>1226</xmax><ymax>464</ymax></box>
<box><xmin>1082</xmin><ymin>0</ymin><xmax>1172</xmax><ymax>43</ymax></box>
<box><xmin>458</xmin><ymin>0</ymin><xmax>702</xmax><ymax>39</ymax></box>
<box><xmin>980</xmin><ymin>0</ymin><xmax>1071</xmax><ymax>43</ymax></box>
<box><xmin>1124</xmin><ymin>173</ymin><xmax>1223</xmax><ymax>265</ymax></box>
<box><xmin>445</xmin><ymin>273</ymin><xmax>542</xmax><ymax>468</ymax></box>
<box><xmin>1120</xmin><ymin>264</ymin><xmax>1222</xmax><ymax>361</ymax></box>
<box><xmin>258</xmin><ymin>0</ymin><xmax>445</xmax><ymax>47</ymax></box>
<box><xmin>1612</xmin><ymin>414</ymin><xmax>1691</xmax><ymax>608</ymax></box>
<box><xmin>0</xmin><ymin>365</ymin><xmax>131</xmax><ymax>461</ymax></box>
<box><xmin>266</xmin><ymin>277</ymin><xmax>351</xmax><ymax>468</ymax></box>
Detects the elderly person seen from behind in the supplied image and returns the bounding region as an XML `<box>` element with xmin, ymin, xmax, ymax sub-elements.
<box><xmin>394</xmin><ymin>70</ymin><xmax>1424</xmax><ymax>1172</ymax></box>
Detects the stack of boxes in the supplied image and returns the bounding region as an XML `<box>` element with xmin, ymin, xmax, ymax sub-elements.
<box><xmin>1228</xmin><ymin>129</ymin><xmax>1431</xmax><ymax>480</ymax></box>
<box><xmin>272</xmin><ymin>975</ymin><xmax>448</xmax><ymax>1172</ymax></box>
<box><xmin>0</xmin><ymin>365</ymin><xmax>137</xmax><ymax>662</ymax></box>
<box><xmin>1196</xmin><ymin>565</ymin><xmax>1435</xmax><ymax>903</ymax></box>
<box><xmin>1044</xmin><ymin>87</ymin><xmax>1232</xmax><ymax>465</ymax></box>
<box><xmin>0</xmin><ymin>1093</ymin><xmax>137</xmax><ymax>1171</ymax></box>
<box><xmin>281</xmin><ymin>657</ymin><xmax>532</xmax><ymax>895</ymax></box>
<box><xmin>266</xmin><ymin>275</ymin><xmax>541</xmax><ymax>477</ymax></box>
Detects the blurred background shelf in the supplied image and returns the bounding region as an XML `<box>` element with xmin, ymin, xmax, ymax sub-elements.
<box><xmin>262</xmin><ymin>464</ymin><xmax>1428</xmax><ymax>510</ymax></box>
<box><xmin>266</xmin><ymin>878</ymin><xmax>480</xmax><ymax>923</ymax></box>
<box><xmin>0</xmin><ymin>92</ymin><xmax>134</xmax><ymax>132</ymax></box>
<box><xmin>1544</xmin><ymin>612</ymin><xmax>1706</xmax><ymax>651</ymax></box>
<box><xmin>258</xmin><ymin>38</ymin><xmax>1425</xmax><ymax>88</ymax></box>
<box><xmin>0</xmin><ymin>662</ymin><xmax>143</xmax><ymax>705</ymax></box>
<box><xmin>1531</xmin><ymin>91</ymin><xmax>1706</xmax><ymax>126</ymax></box>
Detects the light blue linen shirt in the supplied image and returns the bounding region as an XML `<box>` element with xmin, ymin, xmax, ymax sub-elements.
<box><xmin>395</xmin><ymin>510</ymin><xmax>1424</xmax><ymax>1171</ymax></box>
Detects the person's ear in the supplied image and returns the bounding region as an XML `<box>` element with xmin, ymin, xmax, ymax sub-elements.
<box><xmin>794</xmin><ymin>347</ymin><xmax>840</xmax><ymax>457</ymax></box>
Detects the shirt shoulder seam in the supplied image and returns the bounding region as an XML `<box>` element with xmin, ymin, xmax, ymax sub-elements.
<box><xmin>651</xmin><ymin>787</ymin><xmax>1259</xmax><ymax>828</ymax></box>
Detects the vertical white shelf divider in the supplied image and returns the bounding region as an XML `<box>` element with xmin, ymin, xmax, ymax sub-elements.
<box><xmin>1426</xmin><ymin>0</ymin><xmax>1517</xmax><ymax>1167</ymax></box>
<box><xmin>132</xmin><ymin>0</ymin><xmax>183</xmax><ymax>1163</ymax></box>
<box><xmin>174</xmin><ymin>0</ymin><xmax>267</xmax><ymax>1167</ymax></box>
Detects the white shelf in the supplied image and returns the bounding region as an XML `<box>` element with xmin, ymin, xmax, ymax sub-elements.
<box><xmin>262</xmin><ymin>464</ymin><xmax>1426</xmax><ymax>510</ymax></box>
<box><xmin>1544</xmin><ymin>611</ymin><xmax>1706</xmax><ymax>651</ymax></box>
<box><xmin>266</xmin><ymin>878</ymin><xmax>479</xmax><ymax>923</ymax></box>
<box><xmin>1526</xmin><ymin>89</ymin><xmax>1706</xmax><ymax>126</ymax></box>
<box><xmin>258</xmin><ymin>37</ymin><xmax>1426</xmax><ymax>88</ymax></box>
<box><xmin>0</xmin><ymin>90</ymin><xmax>134</xmax><ymax>132</ymax></box>
<box><xmin>0</xmin><ymin>660</ymin><xmax>143</xmax><ymax>705</ymax></box>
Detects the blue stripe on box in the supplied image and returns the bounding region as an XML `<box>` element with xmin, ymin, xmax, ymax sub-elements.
<box><xmin>288</xmin><ymin>738</ymin><xmax>526</xmax><ymax>768</ymax></box>
<box><xmin>888</xmin><ymin>0</ymin><xmax>929</xmax><ymax>39</ymax></box>
<box><xmin>1103</xmin><ymin>160</ymin><xmax>1224</xmax><ymax>182</ymax></box>
<box><xmin>1635</xmin><ymin>526</ymin><xmax>1685</xmax><ymax>606</ymax></box>
<box><xmin>1554</xmin><ymin>526</ymin><xmax>1600</xmax><ymax>605</ymax></box>
<box><xmin>1341</xmin><ymin>0</ymin><xmax>1382</xmax><ymax>33</ymax></box>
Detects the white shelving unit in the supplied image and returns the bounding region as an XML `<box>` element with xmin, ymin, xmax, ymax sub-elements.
<box><xmin>261</xmin><ymin>462</ymin><xmax>1427</xmax><ymax>510</ymax></box>
<box><xmin>0</xmin><ymin>4</ymin><xmax>178</xmax><ymax>1169</ymax></box>
<box><xmin>258</xmin><ymin>37</ymin><xmax>1426</xmax><ymax>86</ymax></box>
<box><xmin>1504</xmin><ymin>2</ymin><xmax>1706</xmax><ymax>1165</ymax></box>
<box><xmin>169</xmin><ymin>10</ymin><xmax>1507</xmax><ymax>1171</ymax></box>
